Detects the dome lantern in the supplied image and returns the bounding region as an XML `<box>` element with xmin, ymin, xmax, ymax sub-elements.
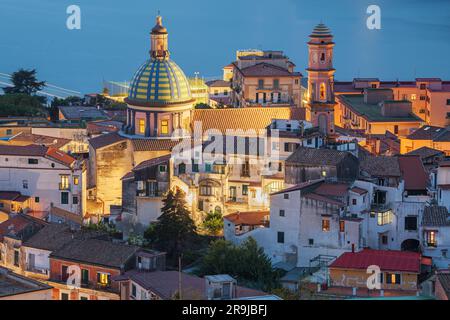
<box><xmin>150</xmin><ymin>15</ymin><xmax>169</xmax><ymax>60</ymax></box>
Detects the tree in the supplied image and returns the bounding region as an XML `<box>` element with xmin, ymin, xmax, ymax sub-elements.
<box><xmin>3</xmin><ymin>69</ymin><xmax>46</xmax><ymax>95</ymax></box>
<box><xmin>144</xmin><ymin>188</ymin><xmax>197</xmax><ymax>259</ymax></box>
<box><xmin>0</xmin><ymin>94</ymin><xmax>47</xmax><ymax>117</ymax></box>
<box><xmin>198</xmin><ymin>238</ymin><xmax>280</xmax><ymax>292</ymax></box>
<box><xmin>202</xmin><ymin>209</ymin><xmax>224</xmax><ymax>236</ymax></box>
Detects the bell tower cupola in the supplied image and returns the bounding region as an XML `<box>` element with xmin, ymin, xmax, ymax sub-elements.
<box><xmin>150</xmin><ymin>15</ymin><xmax>169</xmax><ymax>60</ymax></box>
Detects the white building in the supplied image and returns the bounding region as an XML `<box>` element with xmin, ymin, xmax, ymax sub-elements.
<box><xmin>421</xmin><ymin>206</ymin><xmax>450</xmax><ymax>269</ymax></box>
<box><xmin>436</xmin><ymin>161</ymin><xmax>450</xmax><ymax>211</ymax></box>
<box><xmin>0</xmin><ymin>145</ymin><xmax>86</xmax><ymax>218</ymax></box>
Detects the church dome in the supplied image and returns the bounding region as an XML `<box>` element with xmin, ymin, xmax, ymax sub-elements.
<box><xmin>127</xmin><ymin>59</ymin><xmax>192</xmax><ymax>105</ymax></box>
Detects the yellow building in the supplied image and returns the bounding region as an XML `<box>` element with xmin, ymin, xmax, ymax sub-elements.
<box><xmin>188</xmin><ymin>76</ymin><xmax>209</xmax><ymax>105</ymax></box>
<box><xmin>335</xmin><ymin>88</ymin><xmax>423</xmax><ymax>136</ymax></box>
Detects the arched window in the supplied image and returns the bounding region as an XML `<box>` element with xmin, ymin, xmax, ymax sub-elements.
<box><xmin>320</xmin><ymin>52</ymin><xmax>326</xmax><ymax>63</ymax></box>
<box><xmin>319</xmin><ymin>83</ymin><xmax>326</xmax><ymax>100</ymax></box>
<box><xmin>178</xmin><ymin>162</ymin><xmax>186</xmax><ymax>174</ymax></box>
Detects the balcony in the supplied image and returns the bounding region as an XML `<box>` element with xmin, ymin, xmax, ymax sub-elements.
<box><xmin>136</xmin><ymin>190</ymin><xmax>164</xmax><ymax>198</ymax></box>
<box><xmin>59</xmin><ymin>183</ymin><xmax>71</xmax><ymax>191</ymax></box>
<box><xmin>26</xmin><ymin>264</ymin><xmax>49</xmax><ymax>276</ymax></box>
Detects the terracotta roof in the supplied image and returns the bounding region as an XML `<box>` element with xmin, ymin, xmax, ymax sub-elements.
<box><xmin>113</xmin><ymin>270</ymin><xmax>267</xmax><ymax>300</ymax></box>
<box><xmin>237</xmin><ymin>62</ymin><xmax>302</xmax><ymax>77</ymax></box>
<box><xmin>436</xmin><ymin>272</ymin><xmax>450</xmax><ymax>299</ymax></box>
<box><xmin>224</xmin><ymin>211</ymin><xmax>269</xmax><ymax>225</ymax></box>
<box><xmin>5</xmin><ymin>132</ymin><xmax>71</xmax><ymax>149</ymax></box>
<box><xmin>45</xmin><ymin>147</ymin><xmax>75</xmax><ymax>166</ymax></box>
<box><xmin>422</xmin><ymin>206</ymin><xmax>450</xmax><ymax>227</ymax></box>
<box><xmin>286</xmin><ymin>147</ymin><xmax>354</xmax><ymax>166</ymax></box>
<box><xmin>205</xmin><ymin>80</ymin><xmax>231</xmax><ymax>87</ymax></box>
<box><xmin>133</xmin><ymin>154</ymin><xmax>171</xmax><ymax>171</ymax></box>
<box><xmin>192</xmin><ymin>107</ymin><xmax>304</xmax><ymax>134</ymax></box>
<box><xmin>50</xmin><ymin>206</ymin><xmax>82</xmax><ymax>225</ymax></box>
<box><xmin>350</xmin><ymin>187</ymin><xmax>368</xmax><ymax>195</ymax></box>
<box><xmin>131</xmin><ymin>139</ymin><xmax>180</xmax><ymax>152</ymax></box>
<box><xmin>405</xmin><ymin>146</ymin><xmax>444</xmax><ymax>159</ymax></box>
<box><xmin>397</xmin><ymin>155</ymin><xmax>429</xmax><ymax>190</ymax></box>
<box><xmin>329</xmin><ymin>249</ymin><xmax>421</xmax><ymax>273</ymax></box>
<box><xmin>314</xmin><ymin>183</ymin><xmax>349</xmax><ymax>197</ymax></box>
<box><xmin>0</xmin><ymin>191</ymin><xmax>24</xmax><ymax>201</ymax></box>
<box><xmin>0</xmin><ymin>214</ymin><xmax>46</xmax><ymax>241</ymax></box>
<box><xmin>50</xmin><ymin>238</ymin><xmax>139</xmax><ymax>269</ymax></box>
<box><xmin>89</xmin><ymin>132</ymin><xmax>126</xmax><ymax>150</ymax></box>
<box><xmin>360</xmin><ymin>155</ymin><xmax>401</xmax><ymax>177</ymax></box>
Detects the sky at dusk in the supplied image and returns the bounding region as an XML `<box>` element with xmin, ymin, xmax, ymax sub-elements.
<box><xmin>1</xmin><ymin>0</ymin><xmax>449</xmax><ymax>94</ymax></box>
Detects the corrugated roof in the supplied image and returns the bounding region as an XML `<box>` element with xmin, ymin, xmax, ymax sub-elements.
<box><xmin>330</xmin><ymin>249</ymin><xmax>421</xmax><ymax>273</ymax></box>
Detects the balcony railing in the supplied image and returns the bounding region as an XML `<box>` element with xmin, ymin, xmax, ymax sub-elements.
<box><xmin>136</xmin><ymin>190</ymin><xmax>164</xmax><ymax>197</ymax></box>
<box><xmin>26</xmin><ymin>264</ymin><xmax>49</xmax><ymax>275</ymax></box>
<box><xmin>59</xmin><ymin>183</ymin><xmax>71</xmax><ymax>191</ymax></box>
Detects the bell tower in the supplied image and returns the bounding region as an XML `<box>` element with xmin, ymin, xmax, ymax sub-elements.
<box><xmin>306</xmin><ymin>23</ymin><xmax>336</xmax><ymax>135</ymax></box>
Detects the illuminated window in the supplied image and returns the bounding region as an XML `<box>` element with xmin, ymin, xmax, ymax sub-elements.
<box><xmin>322</xmin><ymin>219</ymin><xmax>330</xmax><ymax>232</ymax></box>
<box><xmin>139</xmin><ymin>119</ymin><xmax>145</xmax><ymax>134</ymax></box>
<box><xmin>73</xmin><ymin>176</ymin><xmax>79</xmax><ymax>185</ymax></box>
<box><xmin>339</xmin><ymin>220</ymin><xmax>345</xmax><ymax>232</ymax></box>
<box><xmin>425</xmin><ymin>230</ymin><xmax>437</xmax><ymax>247</ymax></box>
<box><xmin>97</xmin><ymin>272</ymin><xmax>110</xmax><ymax>286</ymax></box>
<box><xmin>386</xmin><ymin>273</ymin><xmax>401</xmax><ymax>284</ymax></box>
<box><xmin>411</xmin><ymin>94</ymin><xmax>417</xmax><ymax>100</ymax></box>
<box><xmin>161</xmin><ymin>120</ymin><xmax>169</xmax><ymax>135</ymax></box>
<box><xmin>320</xmin><ymin>83</ymin><xmax>326</xmax><ymax>100</ymax></box>
<box><xmin>377</xmin><ymin>210</ymin><xmax>393</xmax><ymax>226</ymax></box>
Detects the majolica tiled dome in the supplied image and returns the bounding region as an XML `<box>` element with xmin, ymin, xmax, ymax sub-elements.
<box><xmin>127</xmin><ymin>59</ymin><xmax>192</xmax><ymax>104</ymax></box>
<box><xmin>310</xmin><ymin>23</ymin><xmax>332</xmax><ymax>37</ymax></box>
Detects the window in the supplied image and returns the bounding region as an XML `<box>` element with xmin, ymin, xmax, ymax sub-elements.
<box><xmin>308</xmin><ymin>239</ymin><xmax>314</xmax><ymax>246</ymax></box>
<box><xmin>14</xmin><ymin>250</ymin><xmax>19</xmax><ymax>267</ymax></box>
<box><xmin>192</xmin><ymin>161</ymin><xmax>199</xmax><ymax>173</ymax></box>
<box><xmin>258</xmin><ymin>79</ymin><xmax>264</xmax><ymax>89</ymax></box>
<box><xmin>322</xmin><ymin>219</ymin><xmax>330</xmax><ymax>232</ymax></box>
<box><xmin>73</xmin><ymin>196</ymin><xmax>79</xmax><ymax>205</ymax></box>
<box><xmin>81</xmin><ymin>269</ymin><xmax>89</xmax><ymax>286</ymax></box>
<box><xmin>284</xmin><ymin>193</ymin><xmax>289</xmax><ymax>200</ymax></box>
<box><xmin>205</xmin><ymin>163</ymin><xmax>212</xmax><ymax>172</ymax></box>
<box><xmin>178</xmin><ymin>163</ymin><xmax>186</xmax><ymax>174</ymax></box>
<box><xmin>22</xmin><ymin>180</ymin><xmax>28</xmax><ymax>189</ymax></box>
<box><xmin>411</xmin><ymin>94</ymin><xmax>417</xmax><ymax>100</ymax></box>
<box><xmin>28</xmin><ymin>158</ymin><xmax>38</xmax><ymax>164</ymax></box>
<box><xmin>425</xmin><ymin>230</ymin><xmax>437</xmax><ymax>247</ymax></box>
<box><xmin>320</xmin><ymin>52</ymin><xmax>325</xmax><ymax>63</ymax></box>
<box><xmin>159</xmin><ymin>165</ymin><xmax>167</xmax><ymax>172</ymax></box>
<box><xmin>404</xmin><ymin>216</ymin><xmax>417</xmax><ymax>231</ymax></box>
<box><xmin>381</xmin><ymin>235</ymin><xmax>388</xmax><ymax>245</ymax></box>
<box><xmin>377</xmin><ymin>210</ymin><xmax>393</xmax><ymax>226</ymax></box>
<box><xmin>131</xmin><ymin>283</ymin><xmax>137</xmax><ymax>298</ymax></box>
<box><xmin>224</xmin><ymin>90</ymin><xmax>228</xmax><ymax>96</ymax></box>
<box><xmin>420</xmin><ymin>95</ymin><xmax>426</xmax><ymax>101</ymax></box>
<box><xmin>242</xmin><ymin>185</ymin><xmax>248</xmax><ymax>196</ymax></box>
<box><xmin>386</xmin><ymin>273</ymin><xmax>401</xmax><ymax>284</ymax></box>
<box><xmin>61</xmin><ymin>293</ymin><xmax>69</xmax><ymax>300</ymax></box>
<box><xmin>241</xmin><ymin>161</ymin><xmax>250</xmax><ymax>177</ymax></box>
<box><xmin>352</xmin><ymin>199</ymin><xmax>357</xmax><ymax>205</ymax></box>
<box><xmin>319</xmin><ymin>83</ymin><xmax>326</xmax><ymax>100</ymax></box>
<box><xmin>339</xmin><ymin>220</ymin><xmax>345</xmax><ymax>232</ymax></box>
<box><xmin>161</xmin><ymin>120</ymin><xmax>169</xmax><ymax>135</ymax></box>
<box><xmin>73</xmin><ymin>176</ymin><xmax>79</xmax><ymax>185</ymax></box>
<box><xmin>61</xmin><ymin>265</ymin><xmax>69</xmax><ymax>281</ymax></box>
<box><xmin>139</xmin><ymin>119</ymin><xmax>145</xmax><ymax>134</ymax></box>
<box><xmin>277</xmin><ymin>232</ymin><xmax>285</xmax><ymax>244</ymax></box>
<box><xmin>200</xmin><ymin>185</ymin><xmax>212</xmax><ymax>196</ymax></box>
<box><xmin>278</xmin><ymin>162</ymin><xmax>283</xmax><ymax>172</ymax></box>
<box><xmin>80</xmin><ymin>296</ymin><xmax>88</xmax><ymax>301</ymax></box>
<box><xmin>61</xmin><ymin>192</ymin><xmax>69</xmax><ymax>205</ymax></box>
<box><xmin>279</xmin><ymin>209</ymin><xmax>285</xmax><ymax>217</ymax></box>
<box><xmin>295</xmin><ymin>79</ymin><xmax>299</xmax><ymax>85</ymax></box>
<box><xmin>371</xmin><ymin>84</ymin><xmax>377</xmax><ymax>88</ymax></box>
<box><xmin>60</xmin><ymin>175</ymin><xmax>69</xmax><ymax>190</ymax></box>
<box><xmin>373</xmin><ymin>190</ymin><xmax>387</xmax><ymax>204</ymax></box>
<box><xmin>419</xmin><ymin>83</ymin><xmax>426</xmax><ymax>90</ymax></box>
<box><xmin>394</xmin><ymin>125</ymin><xmax>399</xmax><ymax>135</ymax></box>
<box><xmin>273</xmin><ymin>79</ymin><xmax>280</xmax><ymax>89</ymax></box>
<box><xmin>97</xmin><ymin>272</ymin><xmax>110</xmax><ymax>286</ymax></box>
<box><xmin>447</xmin><ymin>99</ymin><xmax>450</xmax><ymax>106</ymax></box>
<box><xmin>6</xmin><ymin>129</ymin><xmax>12</xmax><ymax>135</ymax></box>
